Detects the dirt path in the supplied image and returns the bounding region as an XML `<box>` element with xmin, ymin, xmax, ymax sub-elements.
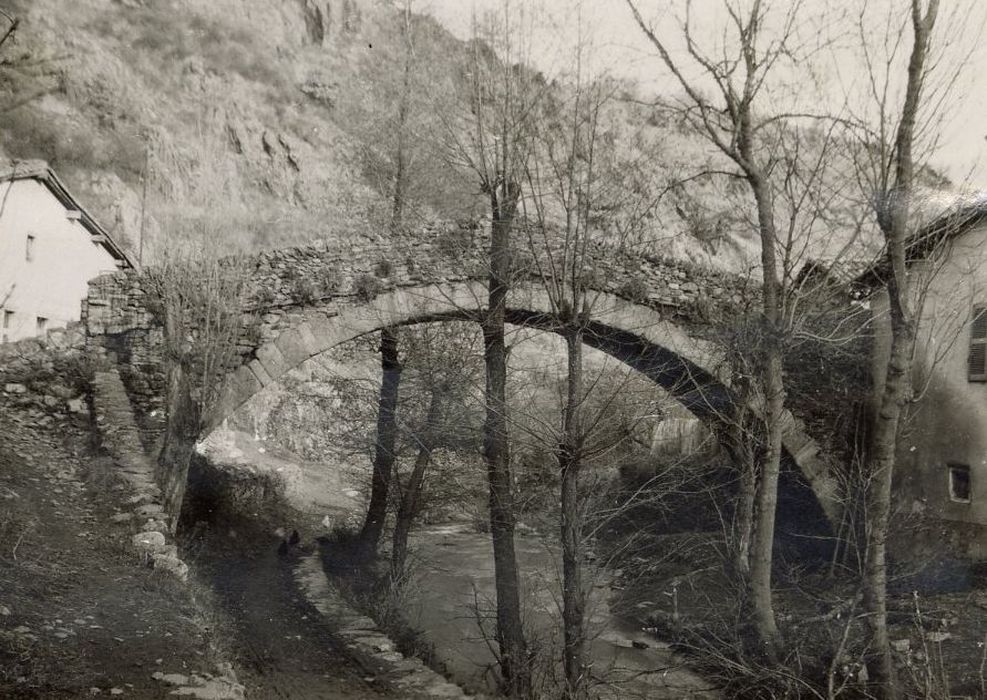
<box><xmin>0</xmin><ymin>374</ymin><xmax>386</xmax><ymax>698</ymax></box>
<box><xmin>192</xmin><ymin>532</ymin><xmax>383</xmax><ymax>700</ymax></box>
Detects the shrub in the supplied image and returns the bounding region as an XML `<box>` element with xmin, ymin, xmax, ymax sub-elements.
<box><xmin>320</xmin><ymin>269</ymin><xmax>341</xmax><ymax>295</ymax></box>
<box><xmin>618</xmin><ymin>277</ymin><xmax>649</xmax><ymax>303</ymax></box>
<box><xmin>580</xmin><ymin>267</ymin><xmax>603</xmax><ymax>290</ymax></box>
<box><xmin>435</xmin><ymin>226</ymin><xmax>474</xmax><ymax>258</ymax></box>
<box><xmin>291</xmin><ymin>276</ymin><xmax>322</xmax><ymax>305</ymax></box>
<box><xmin>373</xmin><ymin>259</ymin><xmax>393</xmax><ymax>278</ymax></box>
<box><xmin>253</xmin><ymin>285</ymin><xmax>277</xmax><ymax>307</ymax></box>
<box><xmin>353</xmin><ymin>274</ymin><xmax>382</xmax><ymax>302</ymax></box>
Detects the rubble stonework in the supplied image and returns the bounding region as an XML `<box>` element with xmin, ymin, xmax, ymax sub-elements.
<box><xmin>91</xmin><ymin>369</ymin><xmax>191</xmax><ymax>583</ymax></box>
<box><xmin>295</xmin><ymin>553</ymin><xmax>470</xmax><ymax>699</ymax></box>
<box><xmin>82</xmin><ymin>223</ymin><xmax>752</xmax><ymax>439</ymax></box>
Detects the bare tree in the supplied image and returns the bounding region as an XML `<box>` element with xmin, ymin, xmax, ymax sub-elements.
<box><xmin>436</xmin><ymin>5</ymin><xmax>551</xmax><ymax>692</ymax></box>
<box><xmin>144</xmin><ymin>245</ymin><xmax>251</xmax><ymax>530</ymax></box>
<box><xmin>624</xmin><ymin>0</ymin><xmax>854</xmax><ymax>658</ymax></box>
<box><xmin>522</xmin><ymin>59</ymin><xmax>633</xmax><ymax>694</ymax></box>
<box><xmin>356</xmin><ymin>0</ymin><xmax>417</xmax><ymax>561</ymax></box>
<box><xmin>848</xmin><ymin>1</ymin><xmax>946</xmax><ymax>695</ymax></box>
<box><xmin>0</xmin><ymin>10</ymin><xmax>18</xmax><ymax>51</ymax></box>
<box><xmin>389</xmin><ymin>323</ymin><xmax>482</xmax><ymax>580</ymax></box>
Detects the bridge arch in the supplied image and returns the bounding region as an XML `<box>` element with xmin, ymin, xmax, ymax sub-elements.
<box><xmin>204</xmin><ymin>281</ymin><xmax>841</xmax><ymax>532</ymax></box>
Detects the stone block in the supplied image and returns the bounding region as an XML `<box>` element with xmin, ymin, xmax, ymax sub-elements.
<box><xmin>135</xmin><ymin>503</ymin><xmax>164</xmax><ymax>516</ymax></box>
<box><xmin>153</xmin><ymin>555</ymin><xmax>189</xmax><ymax>582</ymax></box>
<box><xmin>255</xmin><ymin>343</ymin><xmax>288</xmax><ymax>381</ymax></box>
<box><xmin>204</xmin><ymin>365</ymin><xmax>262</xmax><ymax>431</ymax></box>
<box><xmin>151</xmin><ymin>543</ymin><xmax>179</xmax><ymax>560</ymax></box>
<box><xmin>132</xmin><ymin>531</ymin><xmax>166</xmax><ymax>550</ymax></box>
<box><xmin>274</xmin><ymin>328</ymin><xmax>312</xmax><ymax>369</ymax></box>
<box><xmin>334</xmin><ymin>307</ymin><xmax>384</xmax><ymax>340</ymax></box>
<box><xmin>248</xmin><ymin>359</ymin><xmax>273</xmax><ymax>386</ymax></box>
<box><xmin>297</xmin><ymin>324</ymin><xmax>320</xmax><ymax>354</ymax></box>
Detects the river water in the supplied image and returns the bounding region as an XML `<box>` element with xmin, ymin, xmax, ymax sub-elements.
<box><xmin>405</xmin><ymin>522</ymin><xmax>717</xmax><ymax>698</ymax></box>
<box><xmin>198</xmin><ymin>428</ymin><xmax>718</xmax><ymax>698</ymax></box>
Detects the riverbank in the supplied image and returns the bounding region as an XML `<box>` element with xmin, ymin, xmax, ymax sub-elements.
<box><xmin>198</xmin><ymin>426</ymin><xmax>717</xmax><ymax>698</ymax></box>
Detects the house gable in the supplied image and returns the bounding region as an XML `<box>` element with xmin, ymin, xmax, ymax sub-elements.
<box><xmin>0</xmin><ymin>163</ymin><xmax>134</xmax><ymax>342</ymax></box>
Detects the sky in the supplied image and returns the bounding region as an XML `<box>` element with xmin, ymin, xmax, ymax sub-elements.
<box><xmin>420</xmin><ymin>0</ymin><xmax>987</xmax><ymax>189</ymax></box>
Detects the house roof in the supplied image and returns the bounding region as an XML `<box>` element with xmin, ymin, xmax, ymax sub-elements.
<box><xmin>797</xmin><ymin>257</ymin><xmax>874</xmax><ymax>287</ymax></box>
<box><xmin>852</xmin><ymin>192</ymin><xmax>987</xmax><ymax>294</ymax></box>
<box><xmin>0</xmin><ymin>159</ymin><xmax>137</xmax><ymax>270</ymax></box>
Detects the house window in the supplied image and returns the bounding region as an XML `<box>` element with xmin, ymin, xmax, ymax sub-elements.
<box><xmin>2</xmin><ymin>310</ymin><xmax>11</xmax><ymax>344</ymax></box>
<box><xmin>968</xmin><ymin>305</ymin><xmax>987</xmax><ymax>381</ymax></box>
<box><xmin>35</xmin><ymin>317</ymin><xmax>47</xmax><ymax>335</ymax></box>
<box><xmin>948</xmin><ymin>463</ymin><xmax>972</xmax><ymax>503</ymax></box>
<box><xmin>25</xmin><ymin>235</ymin><xmax>35</xmax><ymax>262</ymax></box>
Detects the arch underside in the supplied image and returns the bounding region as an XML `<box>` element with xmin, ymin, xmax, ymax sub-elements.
<box><xmin>206</xmin><ymin>282</ymin><xmax>838</xmax><ymax>547</ymax></box>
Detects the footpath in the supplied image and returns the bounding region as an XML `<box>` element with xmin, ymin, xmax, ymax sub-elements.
<box><xmin>0</xmin><ymin>343</ymin><xmax>382</xmax><ymax>698</ymax></box>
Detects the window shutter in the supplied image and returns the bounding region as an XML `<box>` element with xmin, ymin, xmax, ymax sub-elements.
<box><xmin>970</xmin><ymin>306</ymin><xmax>987</xmax><ymax>381</ymax></box>
<box><xmin>970</xmin><ymin>343</ymin><xmax>987</xmax><ymax>379</ymax></box>
<box><xmin>973</xmin><ymin>306</ymin><xmax>987</xmax><ymax>340</ymax></box>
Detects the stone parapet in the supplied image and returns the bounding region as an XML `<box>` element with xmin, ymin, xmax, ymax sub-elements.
<box><xmin>295</xmin><ymin>553</ymin><xmax>471</xmax><ymax>699</ymax></box>
<box><xmin>91</xmin><ymin>369</ymin><xmax>190</xmax><ymax>582</ymax></box>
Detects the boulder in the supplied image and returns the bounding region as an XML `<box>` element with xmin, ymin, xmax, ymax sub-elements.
<box><xmin>132</xmin><ymin>531</ymin><xmax>166</xmax><ymax>550</ymax></box>
<box><xmin>143</xmin><ymin>518</ymin><xmax>169</xmax><ymax>532</ymax></box>
<box><xmin>153</xmin><ymin>555</ymin><xmax>189</xmax><ymax>582</ymax></box>
<box><xmin>151</xmin><ymin>543</ymin><xmax>179</xmax><ymax>560</ymax></box>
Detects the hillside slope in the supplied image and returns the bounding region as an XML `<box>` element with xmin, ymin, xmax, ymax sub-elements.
<box><xmin>2</xmin><ymin>0</ymin><xmax>410</xmax><ymax>256</ymax></box>
<box><xmin>0</xmin><ymin>0</ymin><xmax>885</xmax><ymax>272</ymax></box>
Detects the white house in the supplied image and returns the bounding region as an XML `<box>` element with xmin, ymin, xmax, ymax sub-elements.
<box><xmin>864</xmin><ymin>196</ymin><xmax>987</xmax><ymax>558</ymax></box>
<box><xmin>0</xmin><ymin>160</ymin><xmax>134</xmax><ymax>343</ymax></box>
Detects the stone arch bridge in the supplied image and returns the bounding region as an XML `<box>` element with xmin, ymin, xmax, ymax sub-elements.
<box><xmin>84</xmin><ymin>222</ymin><xmax>841</xmax><ymax>544</ymax></box>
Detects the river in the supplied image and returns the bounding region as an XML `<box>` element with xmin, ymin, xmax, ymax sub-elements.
<box><xmin>198</xmin><ymin>427</ymin><xmax>718</xmax><ymax>698</ymax></box>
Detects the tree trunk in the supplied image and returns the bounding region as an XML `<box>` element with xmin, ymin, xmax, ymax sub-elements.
<box><xmin>483</xmin><ymin>205</ymin><xmax>530</xmax><ymax>697</ymax></box>
<box><xmin>391</xmin><ymin>390</ymin><xmax>442</xmax><ymax>580</ymax></box>
<box><xmin>157</xmin><ymin>360</ymin><xmax>199</xmax><ymax>532</ymax></box>
<box><xmin>863</xmin><ymin>326</ymin><xmax>912</xmax><ymax>698</ymax></box>
<box><xmin>750</xmin><ymin>346</ymin><xmax>784</xmax><ymax>656</ymax></box>
<box><xmin>747</xmin><ymin>174</ymin><xmax>784</xmax><ymax>657</ymax></box>
<box><xmin>727</xmin><ymin>410</ymin><xmax>758</xmax><ymax>579</ymax></box>
<box><xmin>359</xmin><ymin>328</ymin><xmax>402</xmax><ymax>560</ymax></box>
<box><xmin>863</xmin><ymin>5</ymin><xmax>938</xmax><ymax>697</ymax></box>
<box><xmin>560</xmin><ymin>325</ymin><xmax>586</xmax><ymax>697</ymax></box>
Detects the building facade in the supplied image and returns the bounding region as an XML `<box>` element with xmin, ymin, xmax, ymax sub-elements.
<box><xmin>867</xmin><ymin>201</ymin><xmax>987</xmax><ymax>558</ymax></box>
<box><xmin>0</xmin><ymin>161</ymin><xmax>133</xmax><ymax>343</ymax></box>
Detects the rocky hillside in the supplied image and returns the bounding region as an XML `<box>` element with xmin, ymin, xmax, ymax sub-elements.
<box><xmin>0</xmin><ymin>0</ymin><xmax>887</xmax><ymax>271</ymax></box>
<box><xmin>1</xmin><ymin>0</ymin><xmax>430</xmax><ymax>255</ymax></box>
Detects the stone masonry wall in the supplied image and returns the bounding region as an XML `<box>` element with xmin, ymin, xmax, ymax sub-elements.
<box><xmin>83</xmin><ymin>221</ymin><xmax>755</xmax><ymax>447</ymax></box>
